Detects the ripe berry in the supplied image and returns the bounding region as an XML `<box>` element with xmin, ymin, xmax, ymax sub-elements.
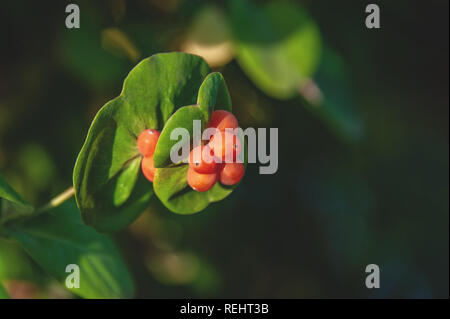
<box><xmin>208</xmin><ymin>110</ymin><xmax>238</xmax><ymax>131</ymax></box>
<box><xmin>187</xmin><ymin>167</ymin><xmax>217</xmax><ymax>192</ymax></box>
<box><xmin>219</xmin><ymin>162</ymin><xmax>245</xmax><ymax>186</ymax></box>
<box><xmin>137</xmin><ymin>129</ymin><xmax>160</xmax><ymax>157</ymax></box>
<box><xmin>208</xmin><ymin>130</ymin><xmax>242</xmax><ymax>161</ymax></box>
<box><xmin>141</xmin><ymin>156</ymin><xmax>156</xmax><ymax>182</ymax></box>
<box><xmin>189</xmin><ymin>145</ymin><xmax>218</xmax><ymax>174</ymax></box>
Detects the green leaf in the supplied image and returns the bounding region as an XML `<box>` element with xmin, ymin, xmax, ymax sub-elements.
<box><xmin>230</xmin><ymin>0</ymin><xmax>322</xmax><ymax>99</ymax></box>
<box><xmin>154</xmin><ymin>165</ymin><xmax>235</xmax><ymax>215</ymax></box>
<box><xmin>152</xmin><ymin>73</ymin><xmax>241</xmax><ymax>215</ymax></box>
<box><xmin>153</xmin><ymin>105</ymin><xmax>207</xmax><ymax>168</ymax></box>
<box><xmin>197</xmin><ymin>72</ymin><xmax>232</xmax><ymax>121</ymax></box>
<box><xmin>0</xmin><ymin>174</ymin><xmax>33</xmax><ymax>225</ymax></box>
<box><xmin>73</xmin><ymin>53</ymin><xmax>211</xmax><ymax>232</ymax></box>
<box><xmin>0</xmin><ymin>174</ymin><xmax>28</xmax><ymax>206</ymax></box>
<box><xmin>0</xmin><ymin>282</ymin><xmax>9</xmax><ymax>299</ymax></box>
<box><xmin>60</xmin><ymin>6</ymin><xmax>130</xmax><ymax>90</ymax></box>
<box><xmin>153</xmin><ymin>73</ymin><xmax>232</xmax><ymax>168</ymax></box>
<box><xmin>6</xmin><ymin>199</ymin><xmax>134</xmax><ymax>299</ymax></box>
<box><xmin>0</xmin><ymin>238</ymin><xmax>43</xmax><ymax>283</ymax></box>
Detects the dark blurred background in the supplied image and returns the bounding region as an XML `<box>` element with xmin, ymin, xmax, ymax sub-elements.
<box><xmin>0</xmin><ymin>0</ymin><xmax>448</xmax><ymax>298</ymax></box>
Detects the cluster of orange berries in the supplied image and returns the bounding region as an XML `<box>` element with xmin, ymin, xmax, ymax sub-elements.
<box><xmin>137</xmin><ymin>110</ymin><xmax>244</xmax><ymax>192</ymax></box>
<box><xmin>188</xmin><ymin>110</ymin><xmax>245</xmax><ymax>192</ymax></box>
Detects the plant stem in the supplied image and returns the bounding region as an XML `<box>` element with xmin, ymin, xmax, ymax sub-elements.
<box><xmin>36</xmin><ymin>186</ymin><xmax>75</xmax><ymax>213</ymax></box>
<box><xmin>0</xmin><ymin>187</ymin><xmax>75</xmax><ymax>229</ymax></box>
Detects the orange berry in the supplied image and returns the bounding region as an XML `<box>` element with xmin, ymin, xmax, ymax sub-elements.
<box><xmin>208</xmin><ymin>130</ymin><xmax>242</xmax><ymax>161</ymax></box>
<box><xmin>141</xmin><ymin>156</ymin><xmax>156</xmax><ymax>182</ymax></box>
<box><xmin>208</xmin><ymin>110</ymin><xmax>238</xmax><ymax>131</ymax></box>
<box><xmin>187</xmin><ymin>167</ymin><xmax>217</xmax><ymax>192</ymax></box>
<box><xmin>137</xmin><ymin>129</ymin><xmax>160</xmax><ymax>157</ymax></box>
<box><xmin>219</xmin><ymin>162</ymin><xmax>245</xmax><ymax>185</ymax></box>
<box><xmin>189</xmin><ymin>145</ymin><xmax>219</xmax><ymax>174</ymax></box>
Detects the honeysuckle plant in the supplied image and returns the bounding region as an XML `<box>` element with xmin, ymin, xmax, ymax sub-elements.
<box><xmin>0</xmin><ymin>52</ymin><xmax>245</xmax><ymax>298</ymax></box>
<box><xmin>74</xmin><ymin>52</ymin><xmax>244</xmax><ymax>232</ymax></box>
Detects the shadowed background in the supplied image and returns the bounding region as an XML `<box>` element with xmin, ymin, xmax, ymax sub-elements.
<box><xmin>0</xmin><ymin>0</ymin><xmax>448</xmax><ymax>298</ymax></box>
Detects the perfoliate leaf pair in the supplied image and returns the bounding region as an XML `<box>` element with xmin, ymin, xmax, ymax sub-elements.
<box><xmin>74</xmin><ymin>52</ymin><xmax>241</xmax><ymax>232</ymax></box>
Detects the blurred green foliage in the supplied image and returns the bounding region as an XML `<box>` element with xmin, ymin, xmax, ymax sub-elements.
<box><xmin>231</xmin><ymin>0</ymin><xmax>321</xmax><ymax>99</ymax></box>
<box><xmin>0</xmin><ymin>0</ymin><xmax>448</xmax><ymax>298</ymax></box>
<box><xmin>1</xmin><ymin>170</ymin><xmax>134</xmax><ymax>299</ymax></box>
<box><xmin>6</xmin><ymin>199</ymin><xmax>134</xmax><ymax>298</ymax></box>
<box><xmin>0</xmin><ymin>239</ymin><xmax>42</xmax><ymax>282</ymax></box>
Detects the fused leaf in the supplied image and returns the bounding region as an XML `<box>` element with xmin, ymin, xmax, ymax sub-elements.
<box><xmin>73</xmin><ymin>53</ymin><xmax>210</xmax><ymax>232</ymax></box>
<box><xmin>197</xmin><ymin>72</ymin><xmax>232</xmax><ymax>121</ymax></box>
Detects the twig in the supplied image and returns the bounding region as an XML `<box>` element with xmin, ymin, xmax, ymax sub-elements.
<box><xmin>36</xmin><ymin>186</ymin><xmax>75</xmax><ymax>213</ymax></box>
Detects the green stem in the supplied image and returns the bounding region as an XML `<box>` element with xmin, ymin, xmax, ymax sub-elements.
<box><xmin>35</xmin><ymin>186</ymin><xmax>75</xmax><ymax>214</ymax></box>
<box><xmin>0</xmin><ymin>186</ymin><xmax>75</xmax><ymax>228</ymax></box>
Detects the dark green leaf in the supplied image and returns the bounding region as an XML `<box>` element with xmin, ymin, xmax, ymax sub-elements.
<box><xmin>197</xmin><ymin>72</ymin><xmax>232</xmax><ymax>121</ymax></box>
<box><xmin>230</xmin><ymin>0</ymin><xmax>322</xmax><ymax>99</ymax></box>
<box><xmin>6</xmin><ymin>199</ymin><xmax>134</xmax><ymax>299</ymax></box>
<box><xmin>73</xmin><ymin>53</ymin><xmax>211</xmax><ymax>232</ymax></box>
<box><xmin>0</xmin><ymin>174</ymin><xmax>28</xmax><ymax>206</ymax></box>
<box><xmin>0</xmin><ymin>174</ymin><xmax>33</xmax><ymax>225</ymax></box>
<box><xmin>154</xmin><ymin>165</ymin><xmax>235</xmax><ymax>215</ymax></box>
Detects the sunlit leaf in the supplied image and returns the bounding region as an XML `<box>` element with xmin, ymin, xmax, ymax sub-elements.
<box><xmin>154</xmin><ymin>165</ymin><xmax>234</xmax><ymax>215</ymax></box>
<box><xmin>0</xmin><ymin>239</ymin><xmax>42</xmax><ymax>283</ymax></box>
<box><xmin>7</xmin><ymin>199</ymin><xmax>134</xmax><ymax>299</ymax></box>
<box><xmin>197</xmin><ymin>72</ymin><xmax>232</xmax><ymax>121</ymax></box>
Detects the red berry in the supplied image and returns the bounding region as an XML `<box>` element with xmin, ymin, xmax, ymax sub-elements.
<box><xmin>187</xmin><ymin>167</ymin><xmax>217</xmax><ymax>192</ymax></box>
<box><xmin>189</xmin><ymin>145</ymin><xmax>219</xmax><ymax>174</ymax></box>
<box><xmin>137</xmin><ymin>129</ymin><xmax>160</xmax><ymax>157</ymax></box>
<box><xmin>208</xmin><ymin>110</ymin><xmax>238</xmax><ymax>131</ymax></box>
<box><xmin>219</xmin><ymin>162</ymin><xmax>245</xmax><ymax>186</ymax></box>
<box><xmin>141</xmin><ymin>156</ymin><xmax>156</xmax><ymax>182</ymax></box>
<box><xmin>208</xmin><ymin>130</ymin><xmax>242</xmax><ymax>162</ymax></box>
